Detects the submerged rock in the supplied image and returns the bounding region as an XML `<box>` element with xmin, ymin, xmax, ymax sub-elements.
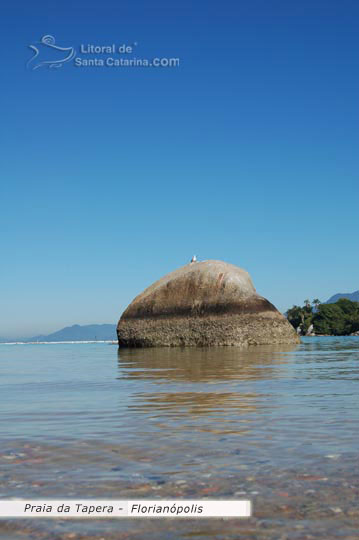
<box><xmin>117</xmin><ymin>260</ymin><xmax>299</xmax><ymax>347</ymax></box>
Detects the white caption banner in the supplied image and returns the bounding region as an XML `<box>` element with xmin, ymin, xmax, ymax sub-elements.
<box><xmin>0</xmin><ymin>500</ymin><xmax>251</xmax><ymax>518</ymax></box>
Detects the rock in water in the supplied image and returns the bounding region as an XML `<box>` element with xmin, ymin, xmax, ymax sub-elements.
<box><xmin>117</xmin><ymin>260</ymin><xmax>300</xmax><ymax>347</ymax></box>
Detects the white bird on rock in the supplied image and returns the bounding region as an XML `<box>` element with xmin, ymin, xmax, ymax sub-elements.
<box><xmin>190</xmin><ymin>255</ymin><xmax>197</xmax><ymax>263</ymax></box>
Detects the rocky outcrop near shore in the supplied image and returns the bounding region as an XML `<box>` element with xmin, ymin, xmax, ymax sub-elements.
<box><xmin>117</xmin><ymin>260</ymin><xmax>300</xmax><ymax>347</ymax></box>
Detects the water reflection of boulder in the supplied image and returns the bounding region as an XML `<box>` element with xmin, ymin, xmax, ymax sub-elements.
<box><xmin>117</xmin><ymin>345</ymin><xmax>297</xmax><ymax>383</ymax></box>
<box><xmin>117</xmin><ymin>346</ymin><xmax>297</xmax><ymax>426</ymax></box>
<box><xmin>126</xmin><ymin>391</ymin><xmax>261</xmax><ymax>420</ymax></box>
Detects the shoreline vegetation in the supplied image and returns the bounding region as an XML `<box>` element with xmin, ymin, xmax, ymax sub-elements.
<box><xmin>286</xmin><ymin>298</ymin><xmax>359</xmax><ymax>337</ymax></box>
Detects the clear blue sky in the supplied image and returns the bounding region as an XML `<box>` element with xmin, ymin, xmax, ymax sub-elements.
<box><xmin>1</xmin><ymin>0</ymin><xmax>358</xmax><ymax>337</ymax></box>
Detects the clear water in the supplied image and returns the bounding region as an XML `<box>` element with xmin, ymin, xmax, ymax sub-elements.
<box><xmin>0</xmin><ymin>337</ymin><xmax>358</xmax><ymax>539</ymax></box>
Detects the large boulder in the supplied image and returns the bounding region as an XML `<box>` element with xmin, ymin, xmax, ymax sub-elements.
<box><xmin>117</xmin><ymin>260</ymin><xmax>299</xmax><ymax>347</ymax></box>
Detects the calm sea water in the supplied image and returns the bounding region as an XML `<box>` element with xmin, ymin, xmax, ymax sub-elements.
<box><xmin>0</xmin><ymin>337</ymin><xmax>358</xmax><ymax>539</ymax></box>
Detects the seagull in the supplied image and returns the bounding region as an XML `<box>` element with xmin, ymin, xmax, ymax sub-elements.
<box><xmin>190</xmin><ymin>255</ymin><xmax>197</xmax><ymax>263</ymax></box>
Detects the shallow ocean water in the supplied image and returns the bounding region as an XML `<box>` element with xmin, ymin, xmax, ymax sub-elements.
<box><xmin>0</xmin><ymin>337</ymin><xmax>358</xmax><ymax>539</ymax></box>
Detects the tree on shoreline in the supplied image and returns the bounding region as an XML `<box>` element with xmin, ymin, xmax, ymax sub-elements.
<box><xmin>286</xmin><ymin>298</ymin><xmax>359</xmax><ymax>336</ymax></box>
<box><xmin>286</xmin><ymin>301</ymin><xmax>314</xmax><ymax>335</ymax></box>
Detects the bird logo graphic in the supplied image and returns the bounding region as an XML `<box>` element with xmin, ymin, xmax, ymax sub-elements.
<box><xmin>27</xmin><ymin>35</ymin><xmax>76</xmax><ymax>70</ymax></box>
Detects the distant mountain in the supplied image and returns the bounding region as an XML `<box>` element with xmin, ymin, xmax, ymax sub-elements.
<box><xmin>326</xmin><ymin>290</ymin><xmax>359</xmax><ymax>304</ymax></box>
<box><xmin>27</xmin><ymin>324</ymin><xmax>117</xmax><ymax>342</ymax></box>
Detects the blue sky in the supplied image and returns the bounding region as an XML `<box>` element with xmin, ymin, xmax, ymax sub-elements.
<box><xmin>1</xmin><ymin>0</ymin><xmax>358</xmax><ymax>337</ymax></box>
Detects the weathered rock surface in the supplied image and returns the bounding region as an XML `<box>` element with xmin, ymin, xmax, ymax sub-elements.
<box><xmin>117</xmin><ymin>260</ymin><xmax>300</xmax><ymax>347</ymax></box>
